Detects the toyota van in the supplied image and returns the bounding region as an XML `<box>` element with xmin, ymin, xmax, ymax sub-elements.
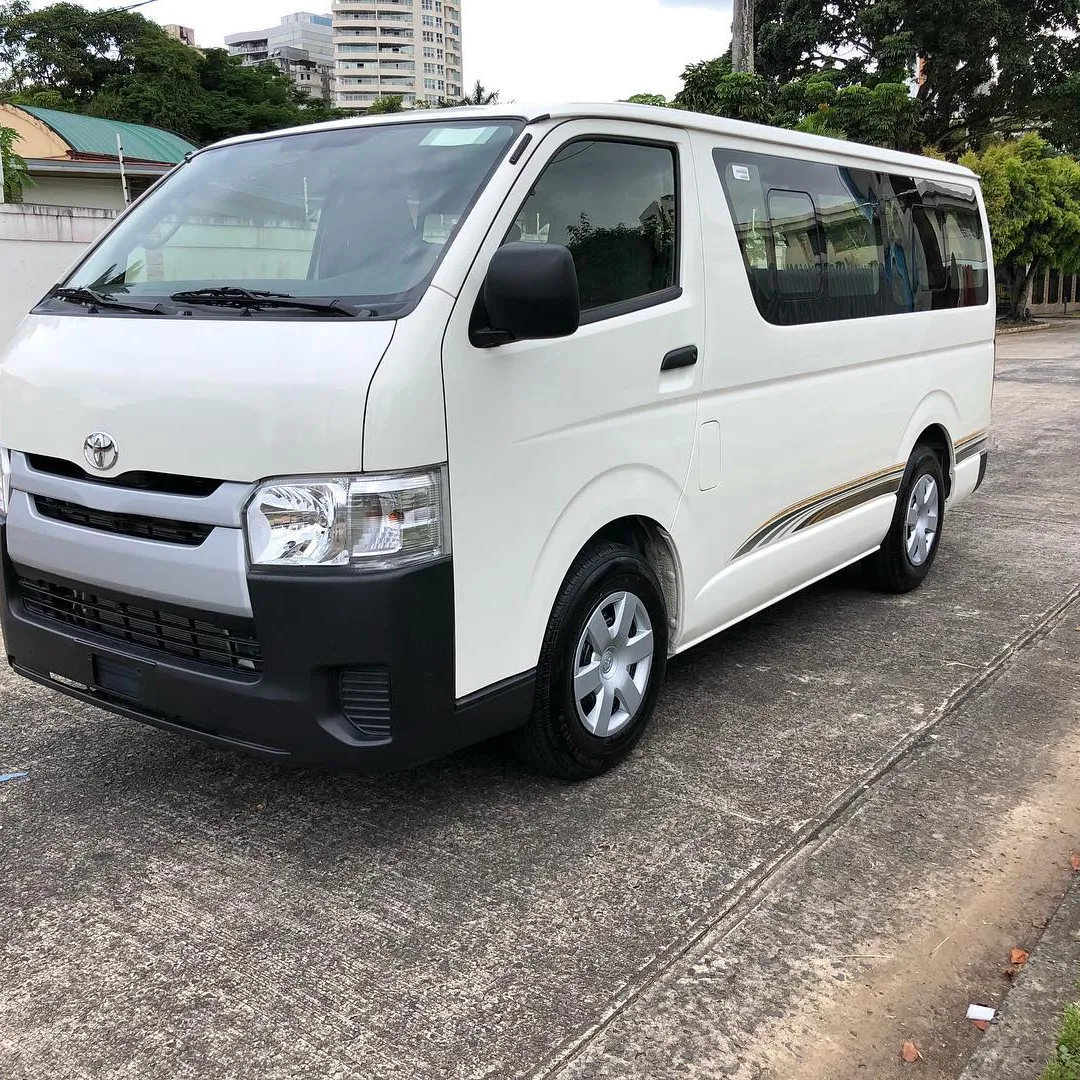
<box><xmin>0</xmin><ymin>104</ymin><xmax>994</xmax><ymax>780</ymax></box>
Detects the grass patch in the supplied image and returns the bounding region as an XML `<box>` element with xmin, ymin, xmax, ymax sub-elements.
<box><xmin>1041</xmin><ymin>1000</ymin><xmax>1080</xmax><ymax>1080</ymax></box>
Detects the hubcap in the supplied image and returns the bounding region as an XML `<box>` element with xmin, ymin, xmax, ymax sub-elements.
<box><xmin>905</xmin><ymin>474</ymin><xmax>940</xmax><ymax>567</ymax></box>
<box><xmin>573</xmin><ymin>591</ymin><xmax>655</xmax><ymax>738</ymax></box>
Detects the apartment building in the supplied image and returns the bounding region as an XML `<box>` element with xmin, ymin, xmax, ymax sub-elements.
<box><xmin>226</xmin><ymin>12</ymin><xmax>336</xmax><ymax>100</ymax></box>
<box><xmin>332</xmin><ymin>0</ymin><xmax>464</xmax><ymax>110</ymax></box>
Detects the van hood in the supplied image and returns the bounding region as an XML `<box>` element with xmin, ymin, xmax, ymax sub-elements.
<box><xmin>0</xmin><ymin>313</ymin><xmax>396</xmax><ymax>483</ymax></box>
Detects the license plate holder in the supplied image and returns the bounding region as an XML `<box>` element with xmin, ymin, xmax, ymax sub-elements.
<box><xmin>92</xmin><ymin>654</ymin><xmax>151</xmax><ymax>703</ymax></box>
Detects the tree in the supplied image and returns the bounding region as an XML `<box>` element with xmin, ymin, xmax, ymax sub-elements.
<box><xmin>690</xmin><ymin>68</ymin><xmax>923</xmax><ymax>152</ymax></box>
<box><xmin>367</xmin><ymin>94</ymin><xmax>406</xmax><ymax>114</ymax></box>
<box><xmin>682</xmin><ymin>0</ymin><xmax>1080</xmax><ymax>154</ymax></box>
<box><xmin>672</xmin><ymin>56</ymin><xmax>732</xmax><ymax>115</ymax></box>
<box><xmin>713</xmin><ymin>72</ymin><xmax>773</xmax><ymax>124</ymax></box>
<box><xmin>6</xmin><ymin>87</ymin><xmax>68</xmax><ymax>109</ymax></box>
<box><xmin>814</xmin><ymin>79</ymin><xmax>921</xmax><ymax>152</ymax></box>
<box><xmin>731</xmin><ymin>0</ymin><xmax>755</xmax><ymax>74</ymax></box>
<box><xmin>0</xmin><ymin>2</ymin><xmax>152</xmax><ymax>105</ymax></box>
<box><xmin>1</xmin><ymin>121</ymin><xmax>32</xmax><ymax>200</ymax></box>
<box><xmin>623</xmin><ymin>93</ymin><xmax>669</xmax><ymax>107</ymax></box>
<box><xmin>437</xmin><ymin>81</ymin><xmax>501</xmax><ymax>108</ymax></box>
<box><xmin>961</xmin><ymin>136</ymin><xmax>1080</xmax><ymax>319</ymax></box>
<box><xmin>752</xmin><ymin>0</ymin><xmax>858</xmax><ymax>83</ymax></box>
<box><xmin>862</xmin><ymin>0</ymin><xmax>1080</xmax><ymax>152</ymax></box>
<box><xmin>1039</xmin><ymin>69</ymin><xmax>1080</xmax><ymax>158</ymax></box>
<box><xmin>0</xmin><ymin>2</ymin><xmax>346</xmax><ymax>145</ymax></box>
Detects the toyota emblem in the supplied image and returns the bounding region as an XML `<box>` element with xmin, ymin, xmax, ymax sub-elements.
<box><xmin>83</xmin><ymin>432</ymin><xmax>119</xmax><ymax>471</ymax></box>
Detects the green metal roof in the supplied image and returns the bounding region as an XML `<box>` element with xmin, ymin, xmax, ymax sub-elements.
<box><xmin>20</xmin><ymin>106</ymin><xmax>195</xmax><ymax>164</ymax></box>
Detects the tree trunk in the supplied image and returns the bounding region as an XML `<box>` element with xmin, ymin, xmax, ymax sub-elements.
<box><xmin>1009</xmin><ymin>260</ymin><xmax>1039</xmax><ymax>321</ymax></box>
<box><xmin>731</xmin><ymin>0</ymin><xmax>755</xmax><ymax>73</ymax></box>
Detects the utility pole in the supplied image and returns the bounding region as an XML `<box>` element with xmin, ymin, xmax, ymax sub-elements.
<box><xmin>731</xmin><ymin>0</ymin><xmax>755</xmax><ymax>73</ymax></box>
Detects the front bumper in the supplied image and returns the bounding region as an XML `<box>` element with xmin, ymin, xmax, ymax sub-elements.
<box><xmin>0</xmin><ymin>528</ymin><xmax>533</xmax><ymax>771</ymax></box>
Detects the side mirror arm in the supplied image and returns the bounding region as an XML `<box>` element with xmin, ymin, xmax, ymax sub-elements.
<box><xmin>468</xmin><ymin>294</ymin><xmax>515</xmax><ymax>349</ymax></box>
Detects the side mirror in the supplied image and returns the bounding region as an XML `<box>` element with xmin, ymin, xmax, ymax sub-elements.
<box><xmin>481</xmin><ymin>242</ymin><xmax>580</xmax><ymax>343</ymax></box>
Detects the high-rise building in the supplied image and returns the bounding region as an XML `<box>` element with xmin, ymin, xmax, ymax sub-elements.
<box><xmin>225</xmin><ymin>12</ymin><xmax>335</xmax><ymax>101</ymax></box>
<box><xmin>332</xmin><ymin>0</ymin><xmax>463</xmax><ymax>111</ymax></box>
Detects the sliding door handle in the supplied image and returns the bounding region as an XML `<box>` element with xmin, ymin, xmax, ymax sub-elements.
<box><xmin>661</xmin><ymin>345</ymin><xmax>698</xmax><ymax>372</ymax></box>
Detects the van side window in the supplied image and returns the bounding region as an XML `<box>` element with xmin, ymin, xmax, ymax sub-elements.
<box><xmin>508</xmin><ymin>139</ymin><xmax>678</xmax><ymax>314</ymax></box>
<box><xmin>944</xmin><ymin>208</ymin><xmax>989</xmax><ymax>307</ymax></box>
<box><xmin>714</xmin><ymin>149</ymin><xmax>988</xmax><ymax>324</ymax></box>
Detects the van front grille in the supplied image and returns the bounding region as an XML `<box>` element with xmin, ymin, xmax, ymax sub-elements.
<box><xmin>26</xmin><ymin>454</ymin><xmax>223</xmax><ymax>497</ymax></box>
<box><xmin>34</xmin><ymin>496</ymin><xmax>213</xmax><ymax>547</ymax></box>
<box><xmin>16</xmin><ymin>575</ymin><xmax>262</xmax><ymax>674</ymax></box>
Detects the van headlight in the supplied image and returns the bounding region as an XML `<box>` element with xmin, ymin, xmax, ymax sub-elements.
<box><xmin>245</xmin><ymin>467</ymin><xmax>449</xmax><ymax>569</ymax></box>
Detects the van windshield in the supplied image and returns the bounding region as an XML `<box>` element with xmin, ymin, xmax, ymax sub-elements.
<box><xmin>58</xmin><ymin>119</ymin><xmax>521</xmax><ymax>315</ymax></box>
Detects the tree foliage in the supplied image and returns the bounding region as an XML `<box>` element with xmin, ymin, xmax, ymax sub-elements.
<box><xmin>366</xmin><ymin>94</ymin><xmax>406</xmax><ymax>114</ymax></box>
<box><xmin>1</xmin><ymin>121</ymin><xmax>32</xmax><ymax>200</ymax></box>
<box><xmin>961</xmin><ymin>135</ymin><xmax>1080</xmax><ymax>316</ymax></box>
<box><xmin>688</xmin><ymin>68</ymin><xmax>923</xmax><ymax>152</ymax></box>
<box><xmin>436</xmin><ymin>81</ymin><xmax>501</xmax><ymax>108</ymax></box>
<box><xmin>673</xmin><ymin>57</ymin><xmax>732</xmax><ymax>115</ymax></box>
<box><xmin>0</xmin><ymin>1</ymin><xmax>344</xmax><ymax>145</ymax></box>
<box><xmin>682</xmin><ymin>0</ymin><xmax>1080</xmax><ymax>155</ymax></box>
<box><xmin>624</xmin><ymin>93</ymin><xmax>670</xmax><ymax>107</ymax></box>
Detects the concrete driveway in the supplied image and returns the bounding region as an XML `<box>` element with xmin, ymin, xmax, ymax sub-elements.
<box><xmin>1</xmin><ymin>323</ymin><xmax>1078</xmax><ymax>1080</ymax></box>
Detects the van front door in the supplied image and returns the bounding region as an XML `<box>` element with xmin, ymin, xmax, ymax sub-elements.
<box><xmin>441</xmin><ymin>121</ymin><xmax>705</xmax><ymax>700</ymax></box>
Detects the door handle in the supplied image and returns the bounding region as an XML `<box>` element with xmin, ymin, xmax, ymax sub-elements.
<box><xmin>661</xmin><ymin>345</ymin><xmax>698</xmax><ymax>372</ymax></box>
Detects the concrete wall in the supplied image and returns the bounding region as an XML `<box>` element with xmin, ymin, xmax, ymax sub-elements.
<box><xmin>24</xmin><ymin>175</ymin><xmax>128</xmax><ymax>211</ymax></box>
<box><xmin>0</xmin><ymin>203</ymin><xmax>118</xmax><ymax>349</ymax></box>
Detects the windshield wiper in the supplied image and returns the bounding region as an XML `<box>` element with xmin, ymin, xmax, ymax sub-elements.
<box><xmin>170</xmin><ymin>287</ymin><xmax>371</xmax><ymax>317</ymax></box>
<box><xmin>51</xmin><ymin>287</ymin><xmax>166</xmax><ymax>315</ymax></box>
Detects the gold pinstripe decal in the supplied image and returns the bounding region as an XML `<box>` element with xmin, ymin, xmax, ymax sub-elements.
<box><xmin>955</xmin><ymin>433</ymin><xmax>989</xmax><ymax>464</ymax></box>
<box><xmin>955</xmin><ymin>429</ymin><xmax>989</xmax><ymax>450</ymax></box>
<box><xmin>732</xmin><ymin>463</ymin><xmax>906</xmax><ymax>561</ymax></box>
<box><xmin>730</xmin><ymin>430</ymin><xmax>989</xmax><ymax>563</ymax></box>
<box><xmin>747</xmin><ymin>461</ymin><xmax>908</xmax><ymax>539</ymax></box>
<box><xmin>799</xmin><ymin>476</ymin><xmax>906</xmax><ymax>530</ymax></box>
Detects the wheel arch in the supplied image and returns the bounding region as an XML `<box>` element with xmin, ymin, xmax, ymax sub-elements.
<box><xmin>584</xmin><ymin>517</ymin><xmax>682</xmax><ymax>649</ymax></box>
<box><xmin>912</xmin><ymin>423</ymin><xmax>953</xmax><ymax>497</ymax></box>
<box><xmin>895</xmin><ymin>391</ymin><xmax>961</xmax><ymax>497</ymax></box>
<box><xmin>525</xmin><ymin>468</ymin><xmax>685</xmax><ymax>669</ymax></box>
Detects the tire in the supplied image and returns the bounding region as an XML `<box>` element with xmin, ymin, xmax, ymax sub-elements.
<box><xmin>863</xmin><ymin>445</ymin><xmax>946</xmax><ymax>593</ymax></box>
<box><xmin>515</xmin><ymin>542</ymin><xmax>669</xmax><ymax>781</ymax></box>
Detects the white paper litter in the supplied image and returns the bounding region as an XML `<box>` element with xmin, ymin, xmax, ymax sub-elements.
<box><xmin>967</xmin><ymin>1004</ymin><xmax>996</xmax><ymax>1022</ymax></box>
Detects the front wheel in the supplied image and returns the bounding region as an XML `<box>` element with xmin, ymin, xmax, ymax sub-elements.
<box><xmin>863</xmin><ymin>445</ymin><xmax>946</xmax><ymax>593</ymax></box>
<box><xmin>515</xmin><ymin>542</ymin><xmax>668</xmax><ymax>781</ymax></box>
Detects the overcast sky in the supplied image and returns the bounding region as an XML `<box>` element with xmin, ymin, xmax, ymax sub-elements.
<box><xmin>37</xmin><ymin>0</ymin><xmax>733</xmax><ymax>101</ymax></box>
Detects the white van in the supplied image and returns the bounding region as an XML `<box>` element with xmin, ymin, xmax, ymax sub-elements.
<box><xmin>0</xmin><ymin>104</ymin><xmax>994</xmax><ymax>780</ymax></box>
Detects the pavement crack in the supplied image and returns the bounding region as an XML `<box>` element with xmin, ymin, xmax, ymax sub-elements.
<box><xmin>528</xmin><ymin>580</ymin><xmax>1080</xmax><ymax>1080</ymax></box>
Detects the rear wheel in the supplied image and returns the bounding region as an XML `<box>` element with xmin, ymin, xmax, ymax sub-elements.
<box><xmin>515</xmin><ymin>542</ymin><xmax>668</xmax><ymax>781</ymax></box>
<box><xmin>863</xmin><ymin>445</ymin><xmax>946</xmax><ymax>593</ymax></box>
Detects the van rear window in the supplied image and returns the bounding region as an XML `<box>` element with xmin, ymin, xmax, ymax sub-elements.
<box><xmin>713</xmin><ymin>149</ymin><xmax>989</xmax><ymax>325</ymax></box>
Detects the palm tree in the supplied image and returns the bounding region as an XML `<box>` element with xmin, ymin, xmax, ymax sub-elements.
<box><xmin>437</xmin><ymin>81</ymin><xmax>501</xmax><ymax>108</ymax></box>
